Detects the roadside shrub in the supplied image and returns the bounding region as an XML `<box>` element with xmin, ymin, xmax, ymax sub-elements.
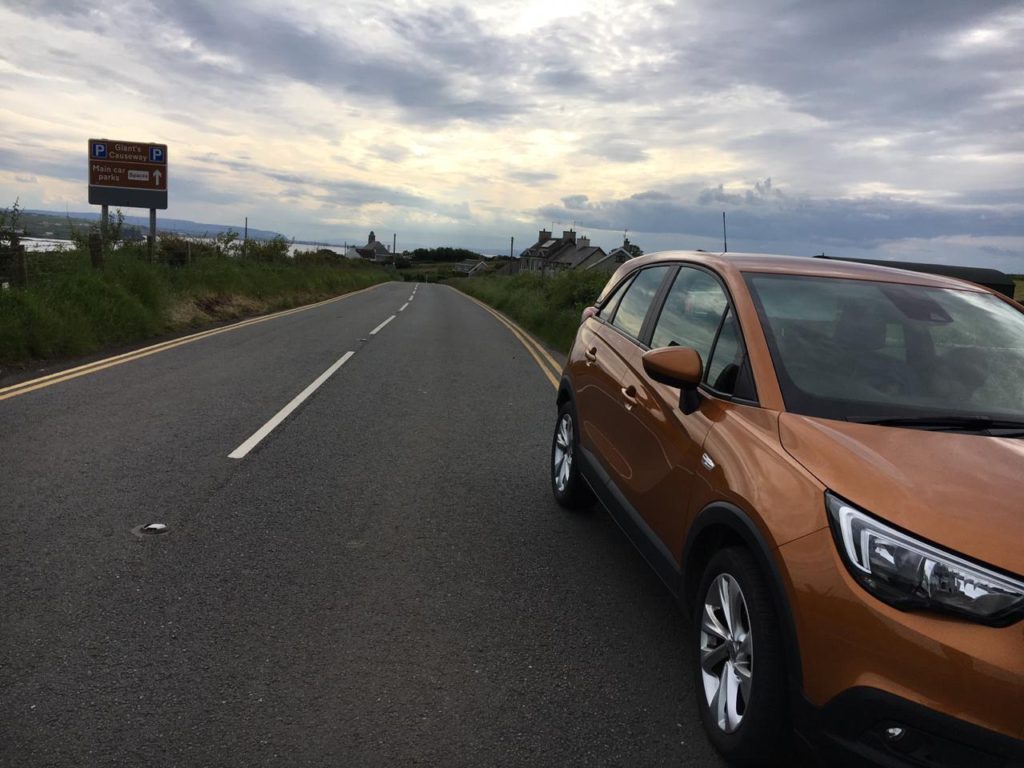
<box><xmin>158</xmin><ymin>234</ymin><xmax>218</xmax><ymax>266</ymax></box>
<box><xmin>0</xmin><ymin>249</ymin><xmax>391</xmax><ymax>367</ymax></box>
<box><xmin>294</xmin><ymin>248</ymin><xmax>346</xmax><ymax>265</ymax></box>
<box><xmin>242</xmin><ymin>236</ymin><xmax>290</xmax><ymax>262</ymax></box>
<box><xmin>456</xmin><ymin>269</ymin><xmax>609</xmax><ymax>352</ymax></box>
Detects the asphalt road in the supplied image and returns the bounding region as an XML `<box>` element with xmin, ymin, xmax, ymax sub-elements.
<box><xmin>1</xmin><ymin>281</ymin><xmax>726</xmax><ymax>767</ymax></box>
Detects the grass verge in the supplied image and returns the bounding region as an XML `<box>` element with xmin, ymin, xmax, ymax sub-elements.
<box><xmin>454</xmin><ymin>270</ymin><xmax>609</xmax><ymax>353</ymax></box>
<box><xmin>0</xmin><ymin>247</ymin><xmax>391</xmax><ymax>369</ymax></box>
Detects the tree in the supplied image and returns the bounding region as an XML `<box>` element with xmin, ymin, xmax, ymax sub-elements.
<box><xmin>0</xmin><ymin>198</ymin><xmax>23</xmax><ymax>242</ymax></box>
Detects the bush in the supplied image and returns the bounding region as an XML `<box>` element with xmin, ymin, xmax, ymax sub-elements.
<box><xmin>294</xmin><ymin>248</ymin><xmax>346</xmax><ymax>265</ymax></box>
<box><xmin>242</xmin><ymin>236</ymin><xmax>290</xmax><ymax>262</ymax></box>
<box><xmin>406</xmin><ymin>246</ymin><xmax>484</xmax><ymax>262</ymax></box>
<box><xmin>455</xmin><ymin>269</ymin><xmax>609</xmax><ymax>352</ymax></box>
<box><xmin>0</xmin><ymin>249</ymin><xmax>391</xmax><ymax>366</ymax></box>
<box><xmin>158</xmin><ymin>234</ymin><xmax>218</xmax><ymax>266</ymax></box>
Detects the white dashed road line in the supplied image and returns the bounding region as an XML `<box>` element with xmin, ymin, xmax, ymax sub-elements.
<box><xmin>228</xmin><ymin>351</ymin><xmax>356</xmax><ymax>459</ymax></box>
<box><xmin>229</xmin><ymin>288</ymin><xmax>419</xmax><ymax>459</ymax></box>
<box><xmin>370</xmin><ymin>315</ymin><xmax>396</xmax><ymax>335</ymax></box>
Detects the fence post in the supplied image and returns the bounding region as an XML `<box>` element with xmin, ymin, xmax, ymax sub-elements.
<box><xmin>89</xmin><ymin>233</ymin><xmax>104</xmax><ymax>269</ymax></box>
<box><xmin>149</xmin><ymin>208</ymin><xmax>157</xmax><ymax>263</ymax></box>
<box><xmin>13</xmin><ymin>243</ymin><xmax>28</xmax><ymax>287</ymax></box>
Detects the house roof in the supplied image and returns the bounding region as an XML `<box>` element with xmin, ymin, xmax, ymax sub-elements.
<box><xmin>524</xmin><ymin>240</ymin><xmax>574</xmax><ymax>261</ymax></box>
<box><xmin>357</xmin><ymin>240</ymin><xmax>389</xmax><ymax>255</ymax></box>
<box><xmin>577</xmin><ymin>250</ymin><xmax>611</xmax><ymax>270</ymax></box>
<box><xmin>554</xmin><ymin>245</ymin><xmax>604</xmax><ymax>267</ymax></box>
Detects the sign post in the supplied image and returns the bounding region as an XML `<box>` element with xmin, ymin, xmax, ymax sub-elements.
<box><xmin>88</xmin><ymin>139</ymin><xmax>168</xmax><ymax>261</ymax></box>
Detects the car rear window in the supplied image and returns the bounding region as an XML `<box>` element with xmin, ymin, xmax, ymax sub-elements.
<box><xmin>610</xmin><ymin>266</ymin><xmax>671</xmax><ymax>339</ymax></box>
<box><xmin>651</xmin><ymin>267</ymin><xmax>728</xmax><ymax>357</ymax></box>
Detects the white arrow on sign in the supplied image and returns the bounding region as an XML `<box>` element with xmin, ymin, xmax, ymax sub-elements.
<box><xmin>154</xmin><ymin>170</ymin><xmax>163</xmax><ymax>186</ymax></box>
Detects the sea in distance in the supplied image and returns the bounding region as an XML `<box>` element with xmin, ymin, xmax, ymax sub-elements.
<box><xmin>19</xmin><ymin>237</ymin><xmax>358</xmax><ymax>258</ymax></box>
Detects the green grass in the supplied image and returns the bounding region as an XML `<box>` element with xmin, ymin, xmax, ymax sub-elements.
<box><xmin>1013</xmin><ymin>276</ymin><xmax>1023</xmax><ymax>302</ymax></box>
<box><xmin>395</xmin><ymin>262</ymin><xmax>463</xmax><ymax>281</ymax></box>
<box><xmin>0</xmin><ymin>244</ymin><xmax>390</xmax><ymax>367</ymax></box>
<box><xmin>454</xmin><ymin>270</ymin><xmax>610</xmax><ymax>353</ymax></box>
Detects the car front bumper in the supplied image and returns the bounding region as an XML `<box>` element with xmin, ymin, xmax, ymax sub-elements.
<box><xmin>778</xmin><ymin>528</ymin><xmax>1024</xmax><ymax>766</ymax></box>
<box><xmin>797</xmin><ymin>686</ymin><xmax>1024</xmax><ymax>767</ymax></box>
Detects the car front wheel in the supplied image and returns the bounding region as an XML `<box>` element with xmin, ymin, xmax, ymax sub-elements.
<box><xmin>693</xmin><ymin>547</ymin><xmax>792</xmax><ymax>765</ymax></box>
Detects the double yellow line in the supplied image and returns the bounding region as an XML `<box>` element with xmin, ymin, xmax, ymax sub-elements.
<box><xmin>453</xmin><ymin>288</ymin><xmax>564</xmax><ymax>390</ymax></box>
<box><xmin>0</xmin><ymin>283</ymin><xmax>385</xmax><ymax>402</ymax></box>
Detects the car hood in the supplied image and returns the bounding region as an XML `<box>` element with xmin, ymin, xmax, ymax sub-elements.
<box><xmin>779</xmin><ymin>413</ymin><xmax>1024</xmax><ymax>574</ymax></box>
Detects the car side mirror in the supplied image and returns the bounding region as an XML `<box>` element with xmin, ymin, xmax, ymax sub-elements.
<box><xmin>642</xmin><ymin>346</ymin><xmax>703</xmax><ymax>414</ymax></box>
<box><xmin>581</xmin><ymin>306</ymin><xmax>598</xmax><ymax>323</ymax></box>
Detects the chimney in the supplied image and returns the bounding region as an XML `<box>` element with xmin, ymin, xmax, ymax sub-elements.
<box><xmin>578</xmin><ymin>236</ymin><xmax>590</xmax><ymax>248</ymax></box>
<box><xmin>562</xmin><ymin>229</ymin><xmax>576</xmax><ymax>243</ymax></box>
<box><xmin>539</xmin><ymin>229</ymin><xmax>551</xmax><ymax>243</ymax></box>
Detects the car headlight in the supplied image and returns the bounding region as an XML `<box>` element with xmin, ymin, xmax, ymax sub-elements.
<box><xmin>826</xmin><ymin>493</ymin><xmax>1024</xmax><ymax>626</ymax></box>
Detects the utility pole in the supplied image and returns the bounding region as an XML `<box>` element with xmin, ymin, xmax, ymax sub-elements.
<box><xmin>722</xmin><ymin>212</ymin><xmax>728</xmax><ymax>253</ymax></box>
<box><xmin>243</xmin><ymin>217</ymin><xmax>248</xmax><ymax>259</ymax></box>
<box><xmin>393</xmin><ymin>233</ymin><xmax>396</xmax><ymax>255</ymax></box>
<box><xmin>510</xmin><ymin>236</ymin><xmax>514</xmax><ymax>260</ymax></box>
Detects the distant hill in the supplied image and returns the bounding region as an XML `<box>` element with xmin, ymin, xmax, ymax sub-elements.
<box><xmin>22</xmin><ymin>210</ymin><xmax>285</xmax><ymax>241</ymax></box>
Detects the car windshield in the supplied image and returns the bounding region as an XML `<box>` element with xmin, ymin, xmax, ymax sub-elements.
<box><xmin>744</xmin><ymin>273</ymin><xmax>1024</xmax><ymax>423</ymax></box>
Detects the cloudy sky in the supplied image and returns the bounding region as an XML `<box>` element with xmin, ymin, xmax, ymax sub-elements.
<box><xmin>1</xmin><ymin>0</ymin><xmax>1022</xmax><ymax>269</ymax></box>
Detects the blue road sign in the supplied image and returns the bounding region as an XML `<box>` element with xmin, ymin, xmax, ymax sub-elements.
<box><xmin>93</xmin><ymin>142</ymin><xmax>107</xmax><ymax>159</ymax></box>
<box><xmin>149</xmin><ymin>146</ymin><xmax>165</xmax><ymax>163</ymax></box>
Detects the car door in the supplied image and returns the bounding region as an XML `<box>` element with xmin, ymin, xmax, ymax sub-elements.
<box><xmin>574</xmin><ymin>265</ymin><xmax>674</xmax><ymax>485</ymax></box>
<box><xmin>611</xmin><ymin>266</ymin><xmax>756</xmax><ymax>555</ymax></box>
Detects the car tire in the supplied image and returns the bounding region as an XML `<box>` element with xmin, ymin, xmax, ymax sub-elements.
<box><xmin>551</xmin><ymin>401</ymin><xmax>594</xmax><ymax>509</ymax></box>
<box><xmin>693</xmin><ymin>547</ymin><xmax>792</xmax><ymax>766</ymax></box>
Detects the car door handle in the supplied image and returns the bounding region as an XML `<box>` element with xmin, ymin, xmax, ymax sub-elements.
<box><xmin>621</xmin><ymin>385</ymin><xmax>639</xmax><ymax>409</ymax></box>
<box><xmin>584</xmin><ymin>346</ymin><xmax>598</xmax><ymax>364</ymax></box>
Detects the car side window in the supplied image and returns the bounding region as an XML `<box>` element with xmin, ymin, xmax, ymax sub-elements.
<box><xmin>599</xmin><ymin>275</ymin><xmax>634</xmax><ymax>320</ymax></box>
<box><xmin>650</xmin><ymin>267</ymin><xmax>729</xmax><ymax>360</ymax></box>
<box><xmin>705</xmin><ymin>308</ymin><xmax>756</xmax><ymax>400</ymax></box>
<box><xmin>610</xmin><ymin>266</ymin><xmax>671</xmax><ymax>339</ymax></box>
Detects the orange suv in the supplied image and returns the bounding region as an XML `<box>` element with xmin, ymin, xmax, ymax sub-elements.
<box><xmin>551</xmin><ymin>252</ymin><xmax>1024</xmax><ymax>767</ymax></box>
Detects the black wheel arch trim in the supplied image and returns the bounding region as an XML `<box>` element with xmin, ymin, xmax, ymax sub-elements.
<box><xmin>557</xmin><ymin>375</ymin><xmax>574</xmax><ymax>407</ymax></box>
<box><xmin>683</xmin><ymin>501</ymin><xmax>804</xmax><ymax>691</ymax></box>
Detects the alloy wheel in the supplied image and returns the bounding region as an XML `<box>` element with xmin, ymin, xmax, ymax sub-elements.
<box><xmin>699</xmin><ymin>573</ymin><xmax>754</xmax><ymax>734</ymax></box>
<box><xmin>553</xmin><ymin>413</ymin><xmax>573</xmax><ymax>493</ymax></box>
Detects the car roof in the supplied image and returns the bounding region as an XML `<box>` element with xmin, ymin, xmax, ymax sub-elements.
<box><xmin>607</xmin><ymin>250</ymin><xmax>992</xmax><ymax>297</ymax></box>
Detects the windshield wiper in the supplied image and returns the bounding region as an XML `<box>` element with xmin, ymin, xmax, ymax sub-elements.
<box><xmin>850</xmin><ymin>416</ymin><xmax>1024</xmax><ymax>435</ymax></box>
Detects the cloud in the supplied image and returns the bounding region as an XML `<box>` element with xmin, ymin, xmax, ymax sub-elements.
<box><xmin>144</xmin><ymin>1</ymin><xmax>522</xmax><ymax>124</ymax></box>
<box><xmin>561</xmin><ymin>194</ymin><xmax>589</xmax><ymax>208</ymax></box>
<box><xmin>509</xmin><ymin>171</ymin><xmax>559</xmax><ymax>184</ymax></box>
<box><xmin>368</xmin><ymin>144</ymin><xmax>411</xmax><ymax>163</ymax></box>
<box><xmin>538</xmin><ymin>178</ymin><xmax>1024</xmax><ymax>251</ymax></box>
<box><xmin>316</xmin><ymin>179</ymin><xmax>430</xmax><ymax>209</ymax></box>
<box><xmin>0</xmin><ymin>147</ymin><xmax>81</xmax><ymax>184</ymax></box>
<box><xmin>584</xmin><ymin>134</ymin><xmax>649</xmax><ymax>164</ymax></box>
<box><xmin>697</xmin><ymin>177</ymin><xmax>783</xmax><ymax>206</ymax></box>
